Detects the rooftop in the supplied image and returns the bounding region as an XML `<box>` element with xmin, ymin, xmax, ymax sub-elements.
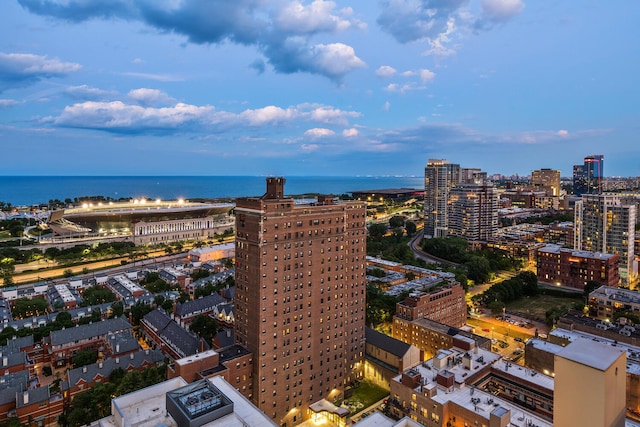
<box><xmin>556</xmin><ymin>337</ymin><xmax>626</xmax><ymax>371</ymax></box>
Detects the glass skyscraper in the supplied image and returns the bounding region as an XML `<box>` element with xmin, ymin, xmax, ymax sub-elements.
<box><xmin>573</xmin><ymin>154</ymin><xmax>604</xmax><ymax>195</ymax></box>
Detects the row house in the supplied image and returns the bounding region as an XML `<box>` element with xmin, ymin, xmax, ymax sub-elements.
<box><xmin>141</xmin><ymin>309</ymin><xmax>209</xmax><ymax>360</ymax></box>
<box><xmin>173</xmin><ymin>293</ymin><xmax>226</xmax><ymax>327</ymax></box>
<box><xmin>105</xmin><ymin>274</ymin><xmax>147</xmax><ymax>300</ymax></box>
<box><xmin>46</xmin><ymin>317</ymin><xmax>131</xmax><ymax>368</ymax></box>
<box><xmin>0</xmin><ymin>370</ymin><xmax>29</xmax><ymax>423</ymax></box>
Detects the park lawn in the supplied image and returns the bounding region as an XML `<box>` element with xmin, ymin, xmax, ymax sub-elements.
<box><xmin>341</xmin><ymin>380</ymin><xmax>389</xmax><ymax>415</ymax></box>
<box><xmin>506</xmin><ymin>294</ymin><xmax>584</xmax><ymax>320</ymax></box>
<box><xmin>0</xmin><ymin>230</ymin><xmax>12</xmax><ymax>239</ymax></box>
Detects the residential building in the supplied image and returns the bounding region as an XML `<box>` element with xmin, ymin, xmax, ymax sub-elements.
<box><xmin>141</xmin><ymin>309</ymin><xmax>209</xmax><ymax>360</ymax></box>
<box><xmin>573</xmin><ymin>154</ymin><xmax>604</xmax><ymax>195</ymax></box>
<box><xmin>424</xmin><ymin>159</ymin><xmax>460</xmax><ymax>238</ymax></box>
<box><xmin>575</xmin><ymin>194</ymin><xmax>637</xmax><ymax>284</ymax></box>
<box><xmin>448</xmin><ymin>184</ymin><xmax>499</xmax><ymax>241</ymax></box>
<box><xmin>234</xmin><ymin>177</ymin><xmax>367</xmax><ymax>426</ymax></box>
<box><xmin>537</xmin><ymin>244</ymin><xmax>620</xmax><ymax>290</ymax></box>
<box><xmin>394</xmin><ymin>283</ymin><xmax>467</xmax><ymax>328</ymax></box>
<box><xmin>589</xmin><ymin>285</ymin><xmax>640</xmax><ymax>320</ymax></box>
<box><xmin>46</xmin><ymin>316</ymin><xmax>131</xmax><ymax>368</ymax></box>
<box><xmin>173</xmin><ymin>293</ymin><xmax>226</xmax><ymax>327</ymax></box>
<box><xmin>392</xmin><ymin>316</ymin><xmax>491</xmax><ymax>360</ymax></box>
<box><xmin>532</xmin><ymin>168</ymin><xmax>561</xmax><ymax>196</ymax></box>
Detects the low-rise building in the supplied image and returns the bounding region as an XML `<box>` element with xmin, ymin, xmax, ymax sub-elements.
<box><xmin>537</xmin><ymin>244</ymin><xmax>620</xmax><ymax>289</ymax></box>
<box><xmin>141</xmin><ymin>309</ymin><xmax>209</xmax><ymax>360</ymax></box>
<box><xmin>364</xmin><ymin>328</ymin><xmax>420</xmax><ymax>391</ymax></box>
<box><xmin>589</xmin><ymin>285</ymin><xmax>640</xmax><ymax>320</ymax></box>
<box><xmin>393</xmin><ymin>317</ymin><xmax>490</xmax><ymax>360</ymax></box>
<box><xmin>173</xmin><ymin>294</ymin><xmax>226</xmax><ymax>327</ymax></box>
<box><xmin>187</xmin><ymin>243</ymin><xmax>235</xmax><ymax>263</ymax></box>
<box><xmin>47</xmin><ymin>283</ymin><xmax>83</xmax><ymax>310</ymax></box>
<box><xmin>46</xmin><ymin>317</ymin><xmax>132</xmax><ymax>368</ymax></box>
<box><xmin>394</xmin><ymin>283</ymin><xmax>466</xmax><ymax>328</ymax></box>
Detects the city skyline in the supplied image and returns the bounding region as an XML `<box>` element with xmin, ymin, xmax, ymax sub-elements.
<box><xmin>1</xmin><ymin>1</ymin><xmax>639</xmax><ymax>177</ymax></box>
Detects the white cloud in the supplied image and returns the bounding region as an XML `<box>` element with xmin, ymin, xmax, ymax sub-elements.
<box><xmin>376</xmin><ymin>65</ymin><xmax>397</xmax><ymax>78</ymax></box>
<box><xmin>343</xmin><ymin>128</ymin><xmax>359</xmax><ymax>137</ymax></box>
<box><xmin>309</xmin><ymin>43</ymin><xmax>366</xmax><ymax>79</ymax></box>
<box><xmin>240</xmin><ymin>106</ymin><xmax>298</xmax><ymax>126</ymax></box>
<box><xmin>557</xmin><ymin>129</ymin><xmax>569</xmax><ymax>137</ymax></box>
<box><xmin>301</xmin><ymin>144</ymin><xmax>320</xmax><ymax>151</ymax></box>
<box><xmin>128</xmin><ymin>88</ymin><xmax>176</xmax><ymax>106</ymax></box>
<box><xmin>0</xmin><ymin>52</ymin><xmax>81</xmax><ymax>92</ymax></box>
<box><xmin>419</xmin><ymin>68</ymin><xmax>436</xmax><ymax>82</ymax></box>
<box><xmin>54</xmin><ymin>101</ymin><xmax>214</xmax><ymax>132</ymax></box>
<box><xmin>275</xmin><ymin>0</ymin><xmax>358</xmax><ymax>34</ymax></box>
<box><xmin>304</xmin><ymin>128</ymin><xmax>335</xmax><ymax>138</ymax></box>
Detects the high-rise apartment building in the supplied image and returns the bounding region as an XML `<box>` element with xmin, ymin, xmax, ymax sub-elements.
<box><xmin>531</xmin><ymin>168</ymin><xmax>561</xmax><ymax>196</ymax></box>
<box><xmin>424</xmin><ymin>159</ymin><xmax>460</xmax><ymax>238</ymax></box>
<box><xmin>448</xmin><ymin>184</ymin><xmax>499</xmax><ymax>241</ymax></box>
<box><xmin>234</xmin><ymin>178</ymin><xmax>366</xmax><ymax>426</ymax></box>
<box><xmin>573</xmin><ymin>154</ymin><xmax>604</xmax><ymax>195</ymax></box>
<box><xmin>575</xmin><ymin>194</ymin><xmax>637</xmax><ymax>285</ymax></box>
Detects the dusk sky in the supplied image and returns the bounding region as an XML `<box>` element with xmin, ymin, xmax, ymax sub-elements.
<box><xmin>1</xmin><ymin>0</ymin><xmax>638</xmax><ymax>177</ymax></box>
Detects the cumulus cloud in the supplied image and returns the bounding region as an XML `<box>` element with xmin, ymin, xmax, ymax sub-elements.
<box><xmin>65</xmin><ymin>85</ymin><xmax>116</xmax><ymax>100</ymax></box>
<box><xmin>343</xmin><ymin>128</ymin><xmax>359</xmax><ymax>137</ymax></box>
<box><xmin>128</xmin><ymin>88</ymin><xmax>176</xmax><ymax>106</ymax></box>
<box><xmin>376</xmin><ymin>65</ymin><xmax>397</xmax><ymax>78</ymax></box>
<box><xmin>48</xmin><ymin>98</ymin><xmax>361</xmax><ymax>134</ymax></box>
<box><xmin>54</xmin><ymin>101</ymin><xmax>214</xmax><ymax>134</ymax></box>
<box><xmin>557</xmin><ymin>129</ymin><xmax>569</xmax><ymax>137</ymax></box>
<box><xmin>304</xmin><ymin>127</ymin><xmax>335</xmax><ymax>138</ymax></box>
<box><xmin>19</xmin><ymin>0</ymin><xmax>365</xmax><ymax>81</ymax></box>
<box><xmin>419</xmin><ymin>68</ymin><xmax>436</xmax><ymax>82</ymax></box>
<box><xmin>0</xmin><ymin>52</ymin><xmax>81</xmax><ymax>92</ymax></box>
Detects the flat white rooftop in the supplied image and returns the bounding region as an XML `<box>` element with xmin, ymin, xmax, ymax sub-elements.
<box><xmin>556</xmin><ymin>337</ymin><xmax>625</xmax><ymax>371</ymax></box>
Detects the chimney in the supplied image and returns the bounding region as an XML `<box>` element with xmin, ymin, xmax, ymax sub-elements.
<box><xmin>116</xmin><ymin>343</ymin><xmax>120</xmax><ymax>353</ymax></box>
<box><xmin>130</xmin><ymin>353</ymin><xmax>135</xmax><ymax>360</ymax></box>
<box><xmin>23</xmin><ymin>391</ymin><xmax>29</xmax><ymax>405</ymax></box>
<box><xmin>2</xmin><ymin>356</ymin><xmax>7</xmax><ymax>367</ymax></box>
<box><xmin>82</xmin><ymin>366</ymin><xmax>87</xmax><ymax>373</ymax></box>
<box><xmin>99</xmin><ymin>361</ymin><xmax>103</xmax><ymax>369</ymax></box>
<box><xmin>264</xmin><ymin>177</ymin><xmax>286</xmax><ymax>199</ymax></box>
<box><xmin>115</xmin><ymin>357</ymin><xmax>120</xmax><ymax>364</ymax></box>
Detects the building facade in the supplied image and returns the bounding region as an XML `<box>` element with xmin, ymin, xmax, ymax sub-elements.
<box><xmin>537</xmin><ymin>244</ymin><xmax>620</xmax><ymax>289</ymax></box>
<box><xmin>532</xmin><ymin>168</ymin><xmax>561</xmax><ymax>196</ymax></box>
<box><xmin>394</xmin><ymin>283</ymin><xmax>467</xmax><ymax>328</ymax></box>
<box><xmin>448</xmin><ymin>184</ymin><xmax>499</xmax><ymax>242</ymax></box>
<box><xmin>573</xmin><ymin>154</ymin><xmax>604</xmax><ymax>196</ymax></box>
<box><xmin>575</xmin><ymin>194</ymin><xmax>637</xmax><ymax>284</ymax></box>
<box><xmin>424</xmin><ymin>159</ymin><xmax>460</xmax><ymax>238</ymax></box>
<box><xmin>234</xmin><ymin>177</ymin><xmax>366</xmax><ymax>426</ymax></box>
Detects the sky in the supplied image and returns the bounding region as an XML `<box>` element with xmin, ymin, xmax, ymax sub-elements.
<box><xmin>0</xmin><ymin>0</ymin><xmax>639</xmax><ymax>177</ymax></box>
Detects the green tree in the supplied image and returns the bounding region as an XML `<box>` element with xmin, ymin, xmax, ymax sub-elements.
<box><xmin>110</xmin><ymin>301</ymin><xmax>124</xmax><ymax>318</ymax></box>
<box><xmin>81</xmin><ymin>286</ymin><xmax>116</xmax><ymax>306</ymax></box>
<box><xmin>12</xmin><ymin>298</ymin><xmax>48</xmax><ymax>318</ymax></box>
<box><xmin>405</xmin><ymin>220</ymin><xmax>417</xmax><ymax>237</ymax></box>
<box><xmin>368</xmin><ymin>223</ymin><xmax>387</xmax><ymax>240</ymax></box>
<box><xmin>389</xmin><ymin>215</ymin><xmax>405</xmax><ymax>228</ymax></box>
<box><xmin>189</xmin><ymin>315</ymin><xmax>219</xmax><ymax>344</ymax></box>
<box><xmin>465</xmin><ymin>256</ymin><xmax>491</xmax><ymax>284</ymax></box>
<box><xmin>72</xmin><ymin>349</ymin><xmax>98</xmax><ymax>368</ymax></box>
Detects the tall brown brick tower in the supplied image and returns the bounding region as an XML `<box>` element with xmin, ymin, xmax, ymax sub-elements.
<box><xmin>234</xmin><ymin>177</ymin><xmax>366</xmax><ymax>426</ymax></box>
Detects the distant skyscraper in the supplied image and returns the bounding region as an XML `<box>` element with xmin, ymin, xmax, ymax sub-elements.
<box><xmin>531</xmin><ymin>168</ymin><xmax>561</xmax><ymax>196</ymax></box>
<box><xmin>448</xmin><ymin>184</ymin><xmax>499</xmax><ymax>242</ymax></box>
<box><xmin>424</xmin><ymin>159</ymin><xmax>460</xmax><ymax>238</ymax></box>
<box><xmin>575</xmin><ymin>194</ymin><xmax>637</xmax><ymax>285</ymax></box>
<box><xmin>573</xmin><ymin>155</ymin><xmax>604</xmax><ymax>195</ymax></box>
<box><xmin>234</xmin><ymin>177</ymin><xmax>366</xmax><ymax>426</ymax></box>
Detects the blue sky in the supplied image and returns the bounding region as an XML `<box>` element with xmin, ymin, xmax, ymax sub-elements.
<box><xmin>1</xmin><ymin>0</ymin><xmax>638</xmax><ymax>177</ymax></box>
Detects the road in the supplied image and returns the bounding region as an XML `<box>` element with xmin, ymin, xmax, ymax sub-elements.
<box><xmin>2</xmin><ymin>252</ymin><xmax>189</xmax><ymax>286</ymax></box>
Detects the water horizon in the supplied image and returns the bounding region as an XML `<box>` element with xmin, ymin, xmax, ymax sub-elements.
<box><xmin>0</xmin><ymin>175</ymin><xmax>424</xmax><ymax>207</ymax></box>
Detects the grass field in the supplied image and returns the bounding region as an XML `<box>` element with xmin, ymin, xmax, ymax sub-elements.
<box><xmin>341</xmin><ymin>380</ymin><xmax>389</xmax><ymax>415</ymax></box>
<box><xmin>506</xmin><ymin>294</ymin><xmax>584</xmax><ymax>320</ymax></box>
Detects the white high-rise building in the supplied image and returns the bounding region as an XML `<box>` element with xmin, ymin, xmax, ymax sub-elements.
<box><xmin>575</xmin><ymin>194</ymin><xmax>637</xmax><ymax>285</ymax></box>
